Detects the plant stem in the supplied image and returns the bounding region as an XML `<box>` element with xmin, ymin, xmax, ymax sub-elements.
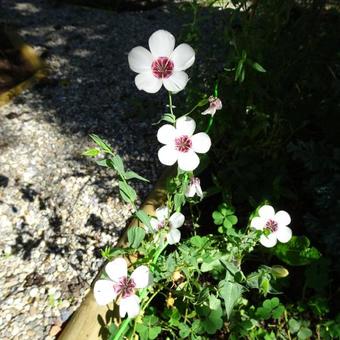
<box><xmin>205</xmin><ymin>116</ymin><xmax>214</xmax><ymax>133</ymax></box>
<box><xmin>113</xmin><ymin>318</ymin><xmax>130</xmax><ymax>340</ymax></box>
<box><xmin>168</xmin><ymin>91</ymin><xmax>174</xmax><ymax>116</ymax></box>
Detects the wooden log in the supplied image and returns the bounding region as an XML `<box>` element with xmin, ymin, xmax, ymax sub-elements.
<box><xmin>58</xmin><ymin>167</ymin><xmax>174</xmax><ymax>340</ymax></box>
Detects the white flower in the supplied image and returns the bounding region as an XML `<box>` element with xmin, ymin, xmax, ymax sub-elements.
<box><xmin>251</xmin><ymin>205</ymin><xmax>292</xmax><ymax>248</ymax></box>
<box><xmin>150</xmin><ymin>206</ymin><xmax>185</xmax><ymax>245</ymax></box>
<box><xmin>185</xmin><ymin>177</ymin><xmax>203</xmax><ymax>199</ymax></box>
<box><xmin>201</xmin><ymin>96</ymin><xmax>222</xmax><ymax>116</ymax></box>
<box><xmin>128</xmin><ymin>30</ymin><xmax>195</xmax><ymax>93</ymax></box>
<box><xmin>93</xmin><ymin>258</ymin><xmax>152</xmax><ymax>318</ymax></box>
<box><xmin>157</xmin><ymin>116</ymin><xmax>211</xmax><ymax>171</ymax></box>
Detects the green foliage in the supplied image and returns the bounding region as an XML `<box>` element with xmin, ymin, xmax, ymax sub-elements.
<box><xmin>127</xmin><ymin>226</ymin><xmax>145</xmax><ymax>249</ymax></box>
<box><xmin>212</xmin><ymin>203</ymin><xmax>238</xmax><ymax>234</ymax></box>
<box><xmin>255</xmin><ymin>297</ymin><xmax>285</xmax><ymax>320</ymax></box>
<box><xmin>273</xmin><ymin>236</ymin><xmax>321</xmax><ymax>266</ymax></box>
<box><xmin>135</xmin><ymin>315</ymin><xmax>162</xmax><ymax>340</ymax></box>
<box><xmin>218</xmin><ymin>271</ymin><xmax>243</xmax><ymax>319</ymax></box>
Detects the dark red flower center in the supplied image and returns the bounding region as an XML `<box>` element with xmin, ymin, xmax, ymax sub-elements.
<box><xmin>151</xmin><ymin>57</ymin><xmax>174</xmax><ymax>79</ymax></box>
<box><xmin>265</xmin><ymin>219</ymin><xmax>278</xmax><ymax>232</ymax></box>
<box><xmin>114</xmin><ymin>276</ymin><xmax>136</xmax><ymax>298</ymax></box>
<box><xmin>175</xmin><ymin>135</ymin><xmax>192</xmax><ymax>153</ymax></box>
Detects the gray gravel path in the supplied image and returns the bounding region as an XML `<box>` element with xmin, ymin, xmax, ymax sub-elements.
<box><xmin>0</xmin><ymin>1</ymin><xmax>191</xmax><ymax>339</ymax></box>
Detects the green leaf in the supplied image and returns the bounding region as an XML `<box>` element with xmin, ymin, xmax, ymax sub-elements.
<box><xmin>218</xmin><ymin>273</ymin><xmax>242</xmax><ymax>319</ymax></box>
<box><xmin>96</xmin><ymin>159</ymin><xmax>110</xmax><ymax>167</ymax></box>
<box><xmin>235</xmin><ymin>60</ymin><xmax>244</xmax><ymax>82</ymax></box>
<box><xmin>298</xmin><ymin>327</ymin><xmax>313</xmax><ymax>339</ymax></box>
<box><xmin>201</xmin><ymin>305</ymin><xmax>223</xmax><ymax>335</ymax></box>
<box><xmin>125</xmin><ymin>171</ymin><xmax>149</xmax><ymax>182</ymax></box>
<box><xmin>251</xmin><ymin>61</ymin><xmax>266</xmax><ymax>73</ymax></box>
<box><xmin>178</xmin><ymin>324</ymin><xmax>191</xmax><ymax>338</ymax></box>
<box><xmin>162</xmin><ymin>113</ymin><xmax>176</xmax><ymax>124</ymax></box>
<box><xmin>149</xmin><ymin>326</ymin><xmax>162</xmax><ymax>339</ymax></box>
<box><xmin>272</xmin><ymin>304</ymin><xmax>285</xmax><ymax>319</ymax></box>
<box><xmin>227</xmin><ymin>215</ymin><xmax>238</xmax><ymax>225</ymax></box>
<box><xmin>127</xmin><ymin>226</ymin><xmax>145</xmax><ymax>248</ymax></box>
<box><xmin>135</xmin><ymin>210</ymin><xmax>151</xmax><ymax>229</ymax></box>
<box><xmin>82</xmin><ymin>148</ymin><xmax>100</xmax><ymax>157</ymax></box>
<box><xmin>212</xmin><ymin>211</ymin><xmax>224</xmax><ymax>225</ymax></box>
<box><xmin>174</xmin><ymin>193</ymin><xmax>185</xmax><ymax>211</ymax></box>
<box><xmin>209</xmin><ymin>294</ymin><xmax>221</xmax><ymax>310</ymax></box>
<box><xmin>274</xmin><ymin>236</ymin><xmax>321</xmax><ymax>266</ymax></box>
<box><xmin>289</xmin><ymin>318</ymin><xmax>301</xmax><ymax>334</ymax></box>
<box><xmin>119</xmin><ymin>181</ymin><xmax>137</xmax><ymax>204</ymax></box>
<box><xmin>223</xmin><ymin>218</ymin><xmax>232</xmax><ymax>229</ymax></box>
<box><xmin>111</xmin><ymin>155</ymin><xmax>125</xmax><ymax>177</ymax></box>
<box><xmin>90</xmin><ymin>134</ymin><xmax>112</xmax><ymax>153</ymax></box>
<box><xmin>190</xmin><ymin>235</ymin><xmax>209</xmax><ymax>248</ymax></box>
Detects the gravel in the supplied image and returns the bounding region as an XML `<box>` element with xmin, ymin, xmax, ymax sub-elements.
<box><xmin>0</xmin><ymin>0</ymin><xmax>228</xmax><ymax>338</ymax></box>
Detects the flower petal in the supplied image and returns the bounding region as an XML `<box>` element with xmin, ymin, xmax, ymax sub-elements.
<box><xmin>150</xmin><ymin>218</ymin><xmax>159</xmax><ymax>233</ymax></box>
<box><xmin>201</xmin><ymin>107</ymin><xmax>216</xmax><ymax>116</ymax></box>
<box><xmin>258</xmin><ymin>205</ymin><xmax>275</xmax><ymax>220</ymax></box>
<box><xmin>163</xmin><ymin>71</ymin><xmax>189</xmax><ymax>93</ymax></box>
<box><xmin>195</xmin><ymin>183</ymin><xmax>203</xmax><ymax>199</ymax></box>
<box><xmin>171</xmin><ymin>43</ymin><xmax>195</xmax><ymax>71</ymax></box>
<box><xmin>169</xmin><ymin>212</ymin><xmax>185</xmax><ymax>229</ymax></box>
<box><xmin>175</xmin><ymin>116</ymin><xmax>196</xmax><ymax>136</ymax></box>
<box><xmin>131</xmin><ymin>265</ymin><xmax>153</xmax><ymax>289</ymax></box>
<box><xmin>191</xmin><ymin>132</ymin><xmax>211</xmax><ymax>154</ymax></box>
<box><xmin>250</xmin><ymin>216</ymin><xmax>265</xmax><ymax>230</ymax></box>
<box><xmin>167</xmin><ymin>228</ymin><xmax>181</xmax><ymax>245</ymax></box>
<box><xmin>105</xmin><ymin>258</ymin><xmax>127</xmax><ymax>283</ymax></box>
<box><xmin>260</xmin><ymin>233</ymin><xmax>277</xmax><ymax>248</ymax></box>
<box><xmin>135</xmin><ymin>72</ymin><xmax>162</xmax><ymax>93</ymax></box>
<box><xmin>128</xmin><ymin>46</ymin><xmax>153</xmax><ymax>73</ymax></box>
<box><xmin>276</xmin><ymin>226</ymin><xmax>292</xmax><ymax>243</ymax></box>
<box><xmin>149</xmin><ymin>30</ymin><xmax>175</xmax><ymax>58</ymax></box>
<box><xmin>275</xmin><ymin>210</ymin><xmax>291</xmax><ymax>226</ymax></box>
<box><xmin>155</xmin><ymin>206</ymin><xmax>169</xmax><ymax>221</ymax></box>
<box><xmin>177</xmin><ymin>150</ymin><xmax>200</xmax><ymax>171</ymax></box>
<box><xmin>119</xmin><ymin>295</ymin><xmax>140</xmax><ymax>318</ymax></box>
<box><xmin>158</xmin><ymin>145</ymin><xmax>178</xmax><ymax>166</ymax></box>
<box><xmin>93</xmin><ymin>279</ymin><xmax>117</xmax><ymax>305</ymax></box>
<box><xmin>185</xmin><ymin>184</ymin><xmax>196</xmax><ymax>197</ymax></box>
<box><xmin>157</xmin><ymin>124</ymin><xmax>176</xmax><ymax>145</ymax></box>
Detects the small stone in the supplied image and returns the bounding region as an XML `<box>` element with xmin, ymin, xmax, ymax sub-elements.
<box><xmin>29</xmin><ymin>287</ymin><xmax>39</xmax><ymax>298</ymax></box>
<box><xmin>49</xmin><ymin>324</ymin><xmax>61</xmax><ymax>337</ymax></box>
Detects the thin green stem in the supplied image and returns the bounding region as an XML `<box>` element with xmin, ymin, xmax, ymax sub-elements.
<box><xmin>113</xmin><ymin>318</ymin><xmax>131</xmax><ymax>340</ymax></box>
<box><xmin>205</xmin><ymin>116</ymin><xmax>214</xmax><ymax>133</ymax></box>
<box><xmin>168</xmin><ymin>91</ymin><xmax>174</xmax><ymax>116</ymax></box>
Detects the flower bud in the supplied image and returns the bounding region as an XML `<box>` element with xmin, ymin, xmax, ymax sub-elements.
<box><xmin>271</xmin><ymin>265</ymin><xmax>289</xmax><ymax>278</ymax></box>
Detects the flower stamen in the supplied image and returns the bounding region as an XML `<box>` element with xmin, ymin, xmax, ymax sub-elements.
<box><xmin>175</xmin><ymin>135</ymin><xmax>192</xmax><ymax>153</ymax></box>
<box><xmin>265</xmin><ymin>219</ymin><xmax>278</xmax><ymax>232</ymax></box>
<box><xmin>114</xmin><ymin>277</ymin><xmax>136</xmax><ymax>298</ymax></box>
<box><xmin>151</xmin><ymin>57</ymin><xmax>174</xmax><ymax>79</ymax></box>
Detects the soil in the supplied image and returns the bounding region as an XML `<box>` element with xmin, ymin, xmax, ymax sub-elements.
<box><xmin>0</xmin><ymin>26</ymin><xmax>36</xmax><ymax>95</ymax></box>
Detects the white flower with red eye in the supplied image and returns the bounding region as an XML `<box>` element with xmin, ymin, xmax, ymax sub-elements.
<box><xmin>150</xmin><ymin>206</ymin><xmax>185</xmax><ymax>245</ymax></box>
<box><xmin>250</xmin><ymin>205</ymin><xmax>292</xmax><ymax>248</ymax></box>
<box><xmin>201</xmin><ymin>96</ymin><xmax>222</xmax><ymax>116</ymax></box>
<box><xmin>185</xmin><ymin>177</ymin><xmax>203</xmax><ymax>199</ymax></box>
<box><xmin>128</xmin><ymin>30</ymin><xmax>195</xmax><ymax>93</ymax></box>
<box><xmin>93</xmin><ymin>258</ymin><xmax>152</xmax><ymax>318</ymax></box>
<box><xmin>157</xmin><ymin>116</ymin><xmax>211</xmax><ymax>171</ymax></box>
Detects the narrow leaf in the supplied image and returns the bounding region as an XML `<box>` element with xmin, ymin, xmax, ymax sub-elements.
<box><xmin>127</xmin><ymin>226</ymin><xmax>146</xmax><ymax>248</ymax></box>
<box><xmin>135</xmin><ymin>210</ymin><xmax>151</xmax><ymax>229</ymax></box>
<box><xmin>82</xmin><ymin>148</ymin><xmax>100</xmax><ymax>157</ymax></box>
<box><xmin>89</xmin><ymin>134</ymin><xmax>112</xmax><ymax>154</ymax></box>
<box><xmin>125</xmin><ymin>171</ymin><xmax>149</xmax><ymax>182</ymax></box>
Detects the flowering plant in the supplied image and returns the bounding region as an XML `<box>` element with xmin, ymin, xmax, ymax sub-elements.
<box><xmin>83</xmin><ymin>29</ymin><xmax>321</xmax><ymax>339</ymax></box>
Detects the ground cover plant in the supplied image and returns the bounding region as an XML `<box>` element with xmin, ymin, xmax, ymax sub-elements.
<box><xmin>83</xmin><ymin>7</ymin><xmax>340</xmax><ymax>336</ymax></box>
